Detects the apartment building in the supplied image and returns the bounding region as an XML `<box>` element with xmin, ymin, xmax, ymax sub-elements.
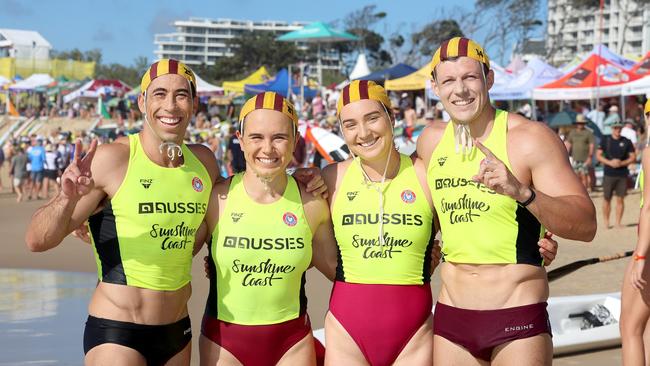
<box><xmin>546</xmin><ymin>0</ymin><xmax>650</xmax><ymax>65</ymax></box>
<box><xmin>153</xmin><ymin>17</ymin><xmax>342</xmax><ymax>72</ymax></box>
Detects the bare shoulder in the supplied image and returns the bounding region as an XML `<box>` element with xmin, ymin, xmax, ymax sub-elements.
<box><xmin>91</xmin><ymin>139</ymin><xmax>129</xmax><ymax>174</ymax></box>
<box><xmin>507</xmin><ymin>113</ymin><xmax>563</xmax><ymax>154</ymax></box>
<box><xmin>187</xmin><ymin>143</ymin><xmax>220</xmax><ymax>183</ymax></box>
<box><xmin>322</xmin><ymin>159</ymin><xmax>351</xmax><ymax>188</ymax></box>
<box><xmin>416</xmin><ymin>121</ymin><xmax>446</xmax><ymax>164</ymax></box>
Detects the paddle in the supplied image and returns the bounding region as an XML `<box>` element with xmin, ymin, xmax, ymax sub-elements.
<box><xmin>547</xmin><ymin>251</ymin><xmax>634</xmax><ymax>282</ymax></box>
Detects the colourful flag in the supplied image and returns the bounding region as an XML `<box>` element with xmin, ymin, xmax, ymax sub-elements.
<box><xmin>97</xmin><ymin>97</ymin><xmax>111</xmax><ymax>119</ymax></box>
<box><xmin>7</xmin><ymin>97</ymin><xmax>19</xmax><ymax>117</ymax></box>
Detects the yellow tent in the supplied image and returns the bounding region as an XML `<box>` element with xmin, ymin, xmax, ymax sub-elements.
<box><xmin>222</xmin><ymin>66</ymin><xmax>271</xmax><ymax>93</ymax></box>
<box><xmin>384</xmin><ymin>64</ymin><xmax>431</xmax><ymax>91</ymax></box>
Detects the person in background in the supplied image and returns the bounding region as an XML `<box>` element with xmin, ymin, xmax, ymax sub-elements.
<box><xmin>597</xmin><ymin>120</ymin><xmax>636</xmax><ymax>229</ymax></box>
<box><xmin>565</xmin><ymin>114</ymin><xmax>595</xmax><ymax>191</ymax></box>
<box><xmin>10</xmin><ymin>146</ymin><xmax>28</xmax><ymax>202</ymax></box>
<box><xmin>27</xmin><ymin>138</ymin><xmax>46</xmax><ymax>200</ymax></box>
<box><xmin>603</xmin><ymin>105</ymin><xmax>621</xmax><ymax>136</ymax></box>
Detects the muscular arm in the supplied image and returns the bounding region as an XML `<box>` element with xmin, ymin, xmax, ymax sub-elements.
<box><xmin>26</xmin><ymin>141</ymin><xmax>112</xmax><ymax>252</ymax></box>
<box><xmin>512</xmin><ymin>122</ymin><xmax>596</xmax><ymax>241</ymax></box>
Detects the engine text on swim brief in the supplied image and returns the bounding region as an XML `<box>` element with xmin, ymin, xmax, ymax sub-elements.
<box><xmin>439</xmin><ymin>193</ymin><xmax>491</xmax><ymax>224</ymax></box>
<box><xmin>341</xmin><ymin>213</ymin><xmax>424</xmax><ymax>226</ymax></box>
<box><xmin>231</xmin><ymin>258</ymin><xmax>296</xmax><ymax>286</ymax></box>
<box><xmin>149</xmin><ymin>221</ymin><xmax>198</xmax><ymax>250</ymax></box>
<box><xmin>434</xmin><ymin>178</ymin><xmax>496</xmax><ymax>194</ymax></box>
<box><xmin>351</xmin><ymin>231</ymin><xmax>414</xmax><ymax>259</ymax></box>
<box><xmin>222</xmin><ymin>236</ymin><xmax>305</xmax><ymax>250</ymax></box>
<box><xmin>138</xmin><ymin>201</ymin><xmax>207</xmax><ymax>215</ymax></box>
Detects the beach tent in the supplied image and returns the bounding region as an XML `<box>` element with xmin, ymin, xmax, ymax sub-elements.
<box><xmin>620</xmin><ymin>52</ymin><xmax>650</xmax><ymax>96</ymax></box>
<box><xmin>621</xmin><ymin>76</ymin><xmax>650</xmax><ymax>96</ymax></box>
<box><xmin>222</xmin><ymin>66</ymin><xmax>271</xmax><ymax>94</ymax></box>
<box><xmin>63</xmin><ymin>79</ymin><xmax>131</xmax><ymax>103</ymax></box>
<box><xmin>8</xmin><ymin>73</ymin><xmax>55</xmax><ymax>91</ymax></box>
<box><xmin>244</xmin><ymin>68</ymin><xmax>317</xmax><ymax>98</ymax></box>
<box><xmin>384</xmin><ymin>64</ymin><xmax>431</xmax><ymax>91</ymax></box>
<box><xmin>354</xmin><ymin>63</ymin><xmax>417</xmax><ymax>82</ymax></box>
<box><xmin>559</xmin><ymin>45</ymin><xmax>636</xmax><ymax>74</ymax></box>
<box><xmin>533</xmin><ymin>54</ymin><xmax>641</xmax><ymax>100</ymax></box>
<box><xmin>489</xmin><ymin>58</ymin><xmax>564</xmax><ymax>100</ymax></box>
<box><xmin>349</xmin><ymin>53</ymin><xmax>370</xmax><ymax>80</ymax></box>
<box><xmin>630</xmin><ymin>51</ymin><xmax>650</xmax><ymax>77</ymax></box>
<box><xmin>195</xmin><ymin>73</ymin><xmax>223</xmax><ymax>95</ymax></box>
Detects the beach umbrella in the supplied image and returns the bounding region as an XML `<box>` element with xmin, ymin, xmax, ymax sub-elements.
<box><xmin>277</xmin><ymin>22</ymin><xmax>359</xmax><ymax>86</ymax></box>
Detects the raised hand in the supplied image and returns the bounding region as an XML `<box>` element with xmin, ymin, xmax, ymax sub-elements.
<box><xmin>60</xmin><ymin>139</ymin><xmax>98</xmax><ymax>201</ymax></box>
<box><xmin>472</xmin><ymin>140</ymin><xmax>528</xmax><ymax>202</ymax></box>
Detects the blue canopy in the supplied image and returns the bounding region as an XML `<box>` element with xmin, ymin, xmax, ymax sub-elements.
<box><xmin>354</xmin><ymin>63</ymin><xmax>418</xmax><ymax>82</ymax></box>
<box><xmin>244</xmin><ymin>68</ymin><xmax>317</xmax><ymax>99</ymax></box>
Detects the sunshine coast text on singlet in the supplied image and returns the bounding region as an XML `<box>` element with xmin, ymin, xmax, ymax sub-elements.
<box><xmin>332</xmin><ymin>154</ymin><xmax>434</xmax><ymax>284</ymax></box>
<box><xmin>88</xmin><ymin>134</ymin><xmax>211</xmax><ymax>290</ymax></box>
<box><xmin>427</xmin><ymin>110</ymin><xmax>544</xmax><ymax>265</ymax></box>
<box><xmin>206</xmin><ymin>174</ymin><xmax>312</xmax><ymax>325</ymax></box>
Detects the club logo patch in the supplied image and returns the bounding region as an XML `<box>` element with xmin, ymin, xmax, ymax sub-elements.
<box><xmin>401</xmin><ymin>189</ymin><xmax>416</xmax><ymax>204</ymax></box>
<box><xmin>438</xmin><ymin>157</ymin><xmax>447</xmax><ymax>166</ymax></box>
<box><xmin>192</xmin><ymin>177</ymin><xmax>204</xmax><ymax>192</ymax></box>
<box><xmin>283</xmin><ymin>212</ymin><xmax>298</xmax><ymax>227</ymax></box>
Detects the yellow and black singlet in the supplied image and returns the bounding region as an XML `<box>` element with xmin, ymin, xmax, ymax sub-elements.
<box><xmin>427</xmin><ymin>110</ymin><xmax>545</xmax><ymax>265</ymax></box>
<box><xmin>88</xmin><ymin>134</ymin><xmax>211</xmax><ymax>290</ymax></box>
<box><xmin>331</xmin><ymin>154</ymin><xmax>434</xmax><ymax>284</ymax></box>
<box><xmin>206</xmin><ymin>173</ymin><xmax>312</xmax><ymax>325</ymax></box>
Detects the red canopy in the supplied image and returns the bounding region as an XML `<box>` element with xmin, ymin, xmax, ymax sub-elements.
<box><xmin>533</xmin><ymin>54</ymin><xmax>642</xmax><ymax>100</ymax></box>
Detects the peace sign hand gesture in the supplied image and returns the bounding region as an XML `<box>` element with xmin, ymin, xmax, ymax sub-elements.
<box><xmin>60</xmin><ymin>139</ymin><xmax>98</xmax><ymax>201</ymax></box>
<box><xmin>472</xmin><ymin>140</ymin><xmax>529</xmax><ymax>202</ymax></box>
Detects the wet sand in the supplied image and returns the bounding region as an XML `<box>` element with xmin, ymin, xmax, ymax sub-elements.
<box><xmin>0</xmin><ymin>169</ymin><xmax>640</xmax><ymax>364</ymax></box>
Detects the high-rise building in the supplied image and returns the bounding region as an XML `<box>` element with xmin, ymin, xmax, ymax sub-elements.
<box><xmin>546</xmin><ymin>0</ymin><xmax>650</xmax><ymax>66</ymax></box>
<box><xmin>154</xmin><ymin>17</ymin><xmax>343</xmax><ymax>73</ymax></box>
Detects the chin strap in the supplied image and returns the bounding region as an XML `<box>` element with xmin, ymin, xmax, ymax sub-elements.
<box><xmin>453</xmin><ymin>122</ymin><xmax>473</xmax><ymax>155</ymax></box>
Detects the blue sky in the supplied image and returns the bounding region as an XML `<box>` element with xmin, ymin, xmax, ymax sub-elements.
<box><xmin>0</xmin><ymin>0</ymin><xmax>540</xmax><ymax>66</ymax></box>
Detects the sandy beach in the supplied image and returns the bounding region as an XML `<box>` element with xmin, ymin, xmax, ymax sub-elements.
<box><xmin>0</xmin><ymin>159</ymin><xmax>640</xmax><ymax>364</ymax></box>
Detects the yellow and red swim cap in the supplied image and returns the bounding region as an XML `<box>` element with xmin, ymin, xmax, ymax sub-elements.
<box><xmin>336</xmin><ymin>80</ymin><xmax>392</xmax><ymax>116</ymax></box>
<box><xmin>430</xmin><ymin>37</ymin><xmax>490</xmax><ymax>74</ymax></box>
<box><xmin>141</xmin><ymin>59</ymin><xmax>196</xmax><ymax>95</ymax></box>
<box><xmin>239</xmin><ymin>92</ymin><xmax>298</xmax><ymax>126</ymax></box>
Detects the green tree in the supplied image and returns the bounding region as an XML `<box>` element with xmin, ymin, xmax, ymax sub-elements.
<box><xmin>210</xmin><ymin>31</ymin><xmax>302</xmax><ymax>83</ymax></box>
<box><xmin>336</xmin><ymin>5</ymin><xmax>393</xmax><ymax>68</ymax></box>
<box><xmin>411</xmin><ymin>20</ymin><xmax>464</xmax><ymax>58</ymax></box>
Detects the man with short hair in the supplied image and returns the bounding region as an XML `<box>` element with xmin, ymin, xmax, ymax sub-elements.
<box><xmin>565</xmin><ymin>114</ymin><xmax>595</xmax><ymax>190</ymax></box>
<box><xmin>27</xmin><ymin>138</ymin><xmax>46</xmax><ymax>200</ymax></box>
<box><xmin>603</xmin><ymin>105</ymin><xmax>621</xmax><ymax>136</ymax></box>
<box><xmin>417</xmin><ymin>37</ymin><xmax>596</xmax><ymax>365</ymax></box>
<box><xmin>597</xmin><ymin>120</ymin><xmax>636</xmax><ymax>229</ymax></box>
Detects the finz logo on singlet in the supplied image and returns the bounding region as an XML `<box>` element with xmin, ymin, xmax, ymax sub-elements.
<box><xmin>283</xmin><ymin>212</ymin><xmax>298</xmax><ymax>227</ymax></box>
<box><xmin>231</xmin><ymin>212</ymin><xmax>243</xmax><ymax>223</ymax></box>
<box><xmin>140</xmin><ymin>179</ymin><xmax>152</xmax><ymax>189</ymax></box>
<box><xmin>192</xmin><ymin>177</ymin><xmax>204</xmax><ymax>192</ymax></box>
<box><xmin>437</xmin><ymin>157</ymin><xmax>447</xmax><ymax>166</ymax></box>
<box><xmin>346</xmin><ymin>191</ymin><xmax>359</xmax><ymax>201</ymax></box>
<box><xmin>401</xmin><ymin>190</ymin><xmax>416</xmax><ymax>203</ymax></box>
